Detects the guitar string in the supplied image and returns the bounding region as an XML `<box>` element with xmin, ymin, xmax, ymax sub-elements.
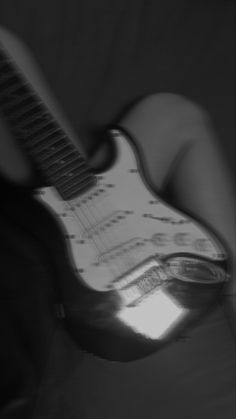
<box><xmin>0</xmin><ymin>51</ymin><xmax>139</xmax><ymax>282</ymax></box>
<box><xmin>0</xmin><ymin>59</ymin><xmax>225</xmax><ymax>294</ymax></box>
<box><xmin>16</xmin><ymin>116</ymin><xmax>144</xmax><ymax>282</ymax></box>
<box><xmin>41</xmin><ymin>182</ymin><xmax>121</xmax><ymax>283</ymax></box>
<box><xmin>84</xmin><ymin>131</ymin><xmax>140</xmax><ymax>273</ymax></box>
<box><xmin>51</xmin><ymin>155</ymin><xmax>130</xmax><ymax>279</ymax></box>
<box><xmin>70</xmin><ymin>179</ymin><xmax>137</xmax><ymax>276</ymax></box>
<box><xmin>85</xmin><ymin>179</ymin><xmax>138</xmax><ymax>270</ymax></box>
<box><xmin>2</xmin><ymin>99</ymin><xmax>147</xmax><ymax>285</ymax></box>
<box><xmin>66</xmin><ymin>182</ymin><xmax>135</xmax><ymax>279</ymax></box>
<box><xmin>54</xmin><ymin>155</ymin><xmax>129</xmax><ymax>279</ymax></box>
<box><xmin>38</xmin><ymin>156</ymin><xmax>121</xmax><ymax>278</ymax></box>
<box><xmin>0</xmin><ymin>50</ymin><xmax>124</xmax><ymax>265</ymax></box>
<box><xmin>44</xmin><ymin>132</ymin><xmax>139</xmax><ymax>278</ymax></box>
<box><xmin>64</xmin><ymin>198</ymin><xmax>119</xmax><ymax>280</ymax></box>
<box><xmin>0</xmin><ymin>57</ymin><xmax>114</xmax><ymax>267</ymax></box>
<box><xmin>67</xmin><ymin>133</ymin><xmax>140</xmax><ymax>276</ymax></box>
<box><xmin>60</xmin><ymin>147</ymin><xmax>138</xmax><ymax>278</ymax></box>
<box><xmin>23</xmin><ymin>121</ymin><xmax>128</xmax><ymax>280</ymax></box>
<box><xmin>66</xmin><ymin>199</ymin><xmax>120</xmax><ymax>280</ymax></box>
<box><xmin>68</xmin><ymin>199</ymin><xmax>136</xmax><ymax>288</ymax></box>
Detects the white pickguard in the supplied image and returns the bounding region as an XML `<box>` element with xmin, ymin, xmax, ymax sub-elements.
<box><xmin>36</xmin><ymin>129</ymin><xmax>225</xmax><ymax>292</ymax></box>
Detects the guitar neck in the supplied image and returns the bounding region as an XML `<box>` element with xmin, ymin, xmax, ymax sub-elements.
<box><xmin>0</xmin><ymin>43</ymin><xmax>96</xmax><ymax>200</ymax></box>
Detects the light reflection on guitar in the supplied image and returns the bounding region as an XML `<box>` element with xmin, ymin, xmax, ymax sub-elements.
<box><xmin>0</xmin><ymin>42</ymin><xmax>231</xmax><ymax>361</ymax></box>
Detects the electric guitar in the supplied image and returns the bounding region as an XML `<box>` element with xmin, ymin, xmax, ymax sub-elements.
<box><xmin>0</xmin><ymin>44</ymin><xmax>230</xmax><ymax>362</ymax></box>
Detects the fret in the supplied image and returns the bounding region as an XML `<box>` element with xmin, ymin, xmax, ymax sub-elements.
<box><xmin>6</xmin><ymin>102</ymin><xmax>44</xmax><ymax>122</ymax></box>
<box><xmin>0</xmin><ymin>61</ymin><xmax>50</xmax><ymax>131</ymax></box>
<box><xmin>0</xmin><ymin>80</ymin><xmax>30</xmax><ymax>99</ymax></box>
<box><xmin>31</xmin><ymin>144</ymin><xmax>76</xmax><ymax>165</ymax></box>
<box><xmin>9</xmin><ymin>109</ymin><xmax>49</xmax><ymax>131</ymax></box>
<box><xmin>0</xmin><ymin>72</ymin><xmax>19</xmax><ymax>87</ymax></box>
<box><xmin>59</xmin><ymin>177</ymin><xmax>95</xmax><ymax>200</ymax></box>
<box><xmin>24</xmin><ymin>113</ymin><xmax>53</xmax><ymax>131</ymax></box>
<box><xmin>24</xmin><ymin>126</ymin><xmax>62</xmax><ymax>146</ymax></box>
<box><xmin>41</xmin><ymin>150</ymin><xmax>82</xmax><ymax>172</ymax></box>
<box><xmin>21</xmin><ymin>118</ymin><xmax>56</xmax><ymax>135</ymax></box>
<box><xmin>0</xmin><ymin>79</ymin><xmax>22</xmax><ymax>97</ymax></box>
<box><xmin>55</xmin><ymin>171</ymin><xmax>92</xmax><ymax>192</ymax></box>
<box><xmin>48</xmin><ymin>161</ymin><xmax>89</xmax><ymax>183</ymax></box>
<box><xmin>2</xmin><ymin>92</ymin><xmax>39</xmax><ymax>113</ymax></box>
<box><xmin>44</xmin><ymin>145</ymin><xmax>79</xmax><ymax>162</ymax></box>
<box><xmin>0</xmin><ymin>44</ymin><xmax>96</xmax><ymax>196</ymax></box>
<box><xmin>29</xmin><ymin>135</ymin><xmax>69</xmax><ymax>154</ymax></box>
<box><xmin>24</xmin><ymin>128</ymin><xmax>85</xmax><ymax>174</ymax></box>
<box><xmin>8</xmin><ymin>114</ymin><xmax>53</xmax><ymax>140</ymax></box>
<box><xmin>52</xmin><ymin>165</ymin><xmax>89</xmax><ymax>187</ymax></box>
<box><xmin>44</xmin><ymin>157</ymin><xmax>86</xmax><ymax>179</ymax></box>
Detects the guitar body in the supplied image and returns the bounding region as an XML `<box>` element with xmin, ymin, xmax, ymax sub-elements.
<box><xmin>36</xmin><ymin>128</ymin><xmax>229</xmax><ymax>361</ymax></box>
<box><xmin>0</xmin><ymin>44</ymin><xmax>230</xmax><ymax>361</ymax></box>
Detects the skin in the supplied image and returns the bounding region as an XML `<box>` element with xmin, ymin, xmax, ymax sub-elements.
<box><xmin>0</xmin><ymin>27</ymin><xmax>235</xmax><ymax>331</ymax></box>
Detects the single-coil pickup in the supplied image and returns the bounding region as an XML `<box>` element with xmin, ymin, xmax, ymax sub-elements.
<box><xmin>151</xmin><ymin>232</ymin><xmax>216</xmax><ymax>253</ymax></box>
<box><xmin>97</xmin><ymin>237</ymin><xmax>147</xmax><ymax>264</ymax></box>
<box><xmin>82</xmin><ymin>210</ymin><xmax>129</xmax><ymax>239</ymax></box>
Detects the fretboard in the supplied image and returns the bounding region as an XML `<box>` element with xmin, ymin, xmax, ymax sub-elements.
<box><xmin>0</xmin><ymin>43</ymin><xmax>96</xmax><ymax>200</ymax></box>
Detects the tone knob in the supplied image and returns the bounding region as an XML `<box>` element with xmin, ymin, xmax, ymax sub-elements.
<box><xmin>194</xmin><ymin>238</ymin><xmax>213</xmax><ymax>253</ymax></box>
<box><xmin>152</xmin><ymin>233</ymin><xmax>169</xmax><ymax>246</ymax></box>
<box><xmin>174</xmin><ymin>233</ymin><xmax>192</xmax><ymax>246</ymax></box>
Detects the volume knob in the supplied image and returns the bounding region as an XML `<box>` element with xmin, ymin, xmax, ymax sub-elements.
<box><xmin>174</xmin><ymin>233</ymin><xmax>192</xmax><ymax>246</ymax></box>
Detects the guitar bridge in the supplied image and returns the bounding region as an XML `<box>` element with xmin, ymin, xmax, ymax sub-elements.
<box><xmin>113</xmin><ymin>258</ymin><xmax>168</xmax><ymax>306</ymax></box>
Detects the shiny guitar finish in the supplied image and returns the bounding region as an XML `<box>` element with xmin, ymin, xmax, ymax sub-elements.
<box><xmin>37</xmin><ymin>128</ymin><xmax>229</xmax><ymax>361</ymax></box>
<box><xmin>0</xmin><ymin>43</ymin><xmax>230</xmax><ymax>361</ymax></box>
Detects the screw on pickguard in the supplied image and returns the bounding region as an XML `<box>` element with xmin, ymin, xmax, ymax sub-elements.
<box><xmin>148</xmin><ymin>200</ymin><xmax>160</xmax><ymax>205</ymax></box>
